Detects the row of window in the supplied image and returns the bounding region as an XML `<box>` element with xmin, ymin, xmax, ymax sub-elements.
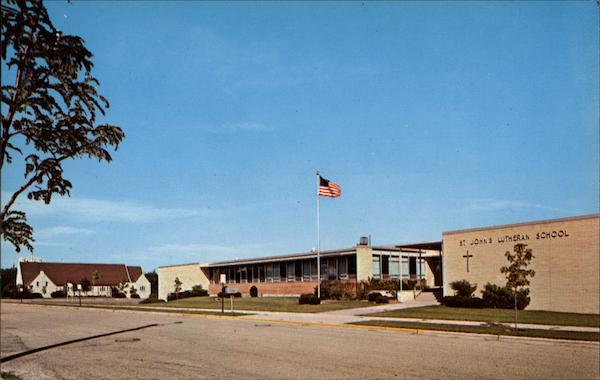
<box><xmin>372</xmin><ymin>254</ymin><xmax>426</xmax><ymax>280</ymax></box>
<box><xmin>209</xmin><ymin>256</ymin><xmax>357</xmax><ymax>284</ymax></box>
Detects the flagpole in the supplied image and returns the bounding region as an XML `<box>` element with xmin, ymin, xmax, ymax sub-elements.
<box><xmin>316</xmin><ymin>170</ymin><xmax>321</xmax><ymax>299</ymax></box>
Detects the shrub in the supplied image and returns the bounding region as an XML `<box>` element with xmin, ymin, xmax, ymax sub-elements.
<box><xmin>367</xmin><ymin>292</ymin><xmax>392</xmax><ymax>303</ymax></box>
<box><xmin>191</xmin><ymin>285</ymin><xmax>208</xmax><ymax>297</ymax></box>
<box><xmin>450</xmin><ymin>280</ymin><xmax>477</xmax><ymax>297</ymax></box>
<box><xmin>50</xmin><ymin>290</ymin><xmax>66</xmax><ymax>298</ymax></box>
<box><xmin>299</xmin><ymin>293</ymin><xmax>321</xmax><ymax>305</ymax></box>
<box><xmin>30</xmin><ymin>292</ymin><xmax>43</xmax><ymax>298</ymax></box>
<box><xmin>249</xmin><ymin>286</ymin><xmax>258</xmax><ymax>298</ymax></box>
<box><xmin>481</xmin><ymin>283</ymin><xmax>530</xmax><ymax>310</ymax></box>
<box><xmin>139</xmin><ymin>297</ymin><xmax>166</xmax><ymax>304</ymax></box>
<box><xmin>130</xmin><ymin>293</ymin><xmax>140</xmax><ymax>299</ymax></box>
<box><xmin>442</xmin><ymin>296</ymin><xmax>486</xmax><ymax>308</ymax></box>
<box><xmin>216</xmin><ymin>291</ymin><xmax>241</xmax><ymax>299</ymax></box>
<box><xmin>112</xmin><ymin>292</ymin><xmax>126</xmax><ymax>298</ymax></box>
<box><xmin>317</xmin><ymin>281</ymin><xmax>356</xmax><ymax>300</ymax></box>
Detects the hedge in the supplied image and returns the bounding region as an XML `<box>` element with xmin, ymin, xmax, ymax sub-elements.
<box><xmin>299</xmin><ymin>293</ymin><xmax>321</xmax><ymax>305</ymax></box>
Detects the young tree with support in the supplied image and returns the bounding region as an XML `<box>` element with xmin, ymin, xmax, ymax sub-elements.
<box><xmin>501</xmin><ymin>243</ymin><xmax>535</xmax><ymax>331</ymax></box>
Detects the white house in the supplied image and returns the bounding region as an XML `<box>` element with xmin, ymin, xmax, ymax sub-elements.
<box><xmin>17</xmin><ymin>259</ymin><xmax>152</xmax><ymax>299</ymax></box>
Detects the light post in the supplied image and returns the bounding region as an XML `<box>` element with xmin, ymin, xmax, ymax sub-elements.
<box><xmin>77</xmin><ymin>284</ymin><xmax>82</xmax><ymax>306</ymax></box>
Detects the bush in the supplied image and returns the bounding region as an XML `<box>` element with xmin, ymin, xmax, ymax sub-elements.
<box><xmin>112</xmin><ymin>292</ymin><xmax>126</xmax><ymax>298</ymax></box>
<box><xmin>249</xmin><ymin>286</ymin><xmax>258</xmax><ymax>298</ymax></box>
<box><xmin>216</xmin><ymin>291</ymin><xmax>242</xmax><ymax>299</ymax></box>
<box><xmin>50</xmin><ymin>290</ymin><xmax>66</xmax><ymax>298</ymax></box>
<box><xmin>442</xmin><ymin>296</ymin><xmax>486</xmax><ymax>308</ymax></box>
<box><xmin>130</xmin><ymin>293</ymin><xmax>140</xmax><ymax>299</ymax></box>
<box><xmin>30</xmin><ymin>292</ymin><xmax>43</xmax><ymax>298</ymax></box>
<box><xmin>450</xmin><ymin>280</ymin><xmax>477</xmax><ymax>297</ymax></box>
<box><xmin>139</xmin><ymin>297</ymin><xmax>166</xmax><ymax>304</ymax></box>
<box><xmin>299</xmin><ymin>293</ymin><xmax>321</xmax><ymax>305</ymax></box>
<box><xmin>317</xmin><ymin>281</ymin><xmax>356</xmax><ymax>300</ymax></box>
<box><xmin>368</xmin><ymin>292</ymin><xmax>391</xmax><ymax>303</ymax></box>
<box><xmin>481</xmin><ymin>283</ymin><xmax>530</xmax><ymax>310</ymax></box>
<box><xmin>192</xmin><ymin>285</ymin><xmax>208</xmax><ymax>297</ymax></box>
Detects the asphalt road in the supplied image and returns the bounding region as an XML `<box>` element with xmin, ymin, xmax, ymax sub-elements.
<box><xmin>1</xmin><ymin>303</ymin><xmax>598</xmax><ymax>379</ymax></box>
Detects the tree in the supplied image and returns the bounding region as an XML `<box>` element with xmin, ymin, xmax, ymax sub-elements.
<box><xmin>116</xmin><ymin>278</ymin><xmax>128</xmax><ymax>296</ymax></box>
<box><xmin>174</xmin><ymin>277</ymin><xmax>182</xmax><ymax>299</ymax></box>
<box><xmin>1</xmin><ymin>0</ymin><xmax>124</xmax><ymax>253</ymax></box>
<box><xmin>91</xmin><ymin>270</ymin><xmax>101</xmax><ymax>296</ymax></box>
<box><xmin>129</xmin><ymin>285</ymin><xmax>137</xmax><ymax>298</ymax></box>
<box><xmin>144</xmin><ymin>270</ymin><xmax>158</xmax><ymax>297</ymax></box>
<box><xmin>80</xmin><ymin>277</ymin><xmax>91</xmax><ymax>296</ymax></box>
<box><xmin>501</xmin><ymin>243</ymin><xmax>535</xmax><ymax>330</ymax></box>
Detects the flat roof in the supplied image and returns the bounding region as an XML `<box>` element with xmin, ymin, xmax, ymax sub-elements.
<box><xmin>204</xmin><ymin>247</ymin><xmax>357</xmax><ymax>268</ymax></box>
<box><xmin>157</xmin><ymin>262</ymin><xmax>201</xmax><ymax>269</ymax></box>
<box><xmin>443</xmin><ymin>213</ymin><xmax>599</xmax><ymax>236</ymax></box>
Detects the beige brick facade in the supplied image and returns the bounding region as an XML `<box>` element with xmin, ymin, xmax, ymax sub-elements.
<box><xmin>158</xmin><ymin>263</ymin><xmax>209</xmax><ymax>300</ymax></box>
<box><xmin>443</xmin><ymin>214</ymin><xmax>599</xmax><ymax>314</ymax></box>
<box><xmin>356</xmin><ymin>246</ymin><xmax>373</xmax><ymax>281</ymax></box>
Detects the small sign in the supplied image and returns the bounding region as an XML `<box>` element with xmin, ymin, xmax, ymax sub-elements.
<box><xmin>225</xmin><ymin>287</ymin><xmax>238</xmax><ymax>294</ymax></box>
<box><xmin>220</xmin><ymin>274</ymin><xmax>226</xmax><ymax>285</ymax></box>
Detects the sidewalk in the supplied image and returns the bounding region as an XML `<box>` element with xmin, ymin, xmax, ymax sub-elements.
<box><xmin>5</xmin><ymin>299</ymin><xmax>598</xmax><ymax>333</ymax></box>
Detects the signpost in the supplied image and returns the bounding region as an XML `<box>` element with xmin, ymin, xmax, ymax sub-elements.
<box><xmin>219</xmin><ymin>274</ymin><xmax>226</xmax><ymax>314</ymax></box>
<box><xmin>225</xmin><ymin>287</ymin><xmax>238</xmax><ymax>314</ymax></box>
<box><xmin>77</xmin><ymin>284</ymin><xmax>82</xmax><ymax>306</ymax></box>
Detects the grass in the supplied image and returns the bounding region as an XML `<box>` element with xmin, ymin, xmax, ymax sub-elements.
<box><xmin>1</xmin><ymin>372</ymin><xmax>22</xmax><ymax>380</ymax></box>
<box><xmin>140</xmin><ymin>296</ymin><xmax>370</xmax><ymax>313</ymax></box>
<box><xmin>364</xmin><ymin>305</ymin><xmax>600</xmax><ymax>327</ymax></box>
<box><xmin>351</xmin><ymin>320</ymin><xmax>600</xmax><ymax>342</ymax></box>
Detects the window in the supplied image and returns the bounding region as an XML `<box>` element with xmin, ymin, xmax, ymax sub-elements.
<box><xmin>259</xmin><ymin>265</ymin><xmax>265</xmax><ymax>282</ymax></box>
<box><xmin>279</xmin><ymin>263</ymin><xmax>287</xmax><ymax>281</ymax></box>
<box><xmin>402</xmin><ymin>257</ymin><xmax>409</xmax><ymax>279</ymax></box>
<box><xmin>327</xmin><ymin>258</ymin><xmax>338</xmax><ymax>280</ymax></box>
<box><xmin>381</xmin><ymin>255</ymin><xmax>389</xmax><ymax>278</ymax></box>
<box><xmin>295</xmin><ymin>261</ymin><xmax>302</xmax><ymax>281</ymax></box>
<box><xmin>273</xmin><ymin>264</ymin><xmax>280</xmax><ymax>282</ymax></box>
<box><xmin>372</xmin><ymin>255</ymin><xmax>381</xmax><ymax>280</ymax></box>
<box><xmin>45</xmin><ymin>281</ymin><xmax>48</xmax><ymax>286</ymax></box>
<box><xmin>339</xmin><ymin>257</ymin><xmax>348</xmax><ymax>280</ymax></box>
<box><xmin>320</xmin><ymin>260</ymin><xmax>328</xmax><ymax>280</ymax></box>
<box><xmin>266</xmin><ymin>265</ymin><xmax>273</xmax><ymax>282</ymax></box>
<box><xmin>36</xmin><ymin>281</ymin><xmax>39</xmax><ymax>287</ymax></box>
<box><xmin>419</xmin><ymin>258</ymin><xmax>426</xmax><ymax>279</ymax></box>
<box><xmin>348</xmin><ymin>255</ymin><xmax>356</xmax><ymax>276</ymax></box>
<box><xmin>287</xmin><ymin>262</ymin><xmax>295</xmax><ymax>282</ymax></box>
<box><xmin>303</xmin><ymin>260</ymin><xmax>311</xmax><ymax>281</ymax></box>
<box><xmin>310</xmin><ymin>260</ymin><xmax>318</xmax><ymax>280</ymax></box>
<box><xmin>390</xmin><ymin>256</ymin><xmax>400</xmax><ymax>279</ymax></box>
<box><xmin>140</xmin><ymin>286</ymin><xmax>145</xmax><ymax>292</ymax></box>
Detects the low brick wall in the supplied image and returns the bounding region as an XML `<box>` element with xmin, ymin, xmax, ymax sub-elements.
<box><xmin>209</xmin><ymin>281</ymin><xmax>320</xmax><ymax>296</ymax></box>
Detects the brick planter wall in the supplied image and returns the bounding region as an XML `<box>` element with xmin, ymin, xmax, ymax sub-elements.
<box><xmin>209</xmin><ymin>281</ymin><xmax>320</xmax><ymax>296</ymax></box>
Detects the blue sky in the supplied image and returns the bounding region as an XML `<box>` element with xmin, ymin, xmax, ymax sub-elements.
<box><xmin>2</xmin><ymin>1</ymin><xmax>598</xmax><ymax>271</ymax></box>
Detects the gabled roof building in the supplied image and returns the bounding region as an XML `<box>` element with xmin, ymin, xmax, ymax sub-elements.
<box><xmin>17</xmin><ymin>261</ymin><xmax>151</xmax><ymax>299</ymax></box>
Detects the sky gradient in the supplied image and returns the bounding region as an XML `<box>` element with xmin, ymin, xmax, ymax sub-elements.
<box><xmin>2</xmin><ymin>1</ymin><xmax>598</xmax><ymax>271</ymax></box>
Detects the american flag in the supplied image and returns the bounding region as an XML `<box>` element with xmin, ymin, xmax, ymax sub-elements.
<box><xmin>318</xmin><ymin>176</ymin><xmax>341</xmax><ymax>198</ymax></box>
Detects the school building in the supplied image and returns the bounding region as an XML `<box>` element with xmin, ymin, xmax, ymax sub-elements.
<box><xmin>158</xmin><ymin>213</ymin><xmax>599</xmax><ymax>314</ymax></box>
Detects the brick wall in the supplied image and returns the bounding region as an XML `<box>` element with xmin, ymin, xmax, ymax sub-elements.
<box><xmin>208</xmin><ymin>281</ymin><xmax>320</xmax><ymax>296</ymax></box>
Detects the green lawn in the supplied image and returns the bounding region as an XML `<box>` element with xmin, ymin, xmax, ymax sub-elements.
<box><xmin>364</xmin><ymin>305</ymin><xmax>600</xmax><ymax>327</ymax></box>
<box><xmin>142</xmin><ymin>296</ymin><xmax>370</xmax><ymax>313</ymax></box>
<box><xmin>351</xmin><ymin>320</ymin><xmax>599</xmax><ymax>341</ymax></box>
